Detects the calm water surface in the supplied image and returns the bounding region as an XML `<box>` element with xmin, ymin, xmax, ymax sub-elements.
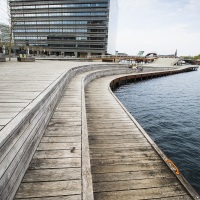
<box><xmin>114</xmin><ymin>69</ymin><xmax>200</xmax><ymax>194</ymax></box>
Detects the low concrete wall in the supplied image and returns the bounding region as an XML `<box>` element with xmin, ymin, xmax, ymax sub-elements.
<box><xmin>0</xmin><ymin>63</ymin><xmax>128</xmax><ymax>200</ymax></box>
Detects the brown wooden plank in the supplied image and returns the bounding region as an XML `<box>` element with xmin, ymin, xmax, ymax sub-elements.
<box><xmin>41</xmin><ymin>136</ymin><xmax>81</xmax><ymax>143</ymax></box>
<box><xmin>44</xmin><ymin>130</ymin><xmax>81</xmax><ymax>137</ymax></box>
<box><xmin>29</xmin><ymin>158</ymin><xmax>81</xmax><ymax>169</ymax></box>
<box><xmin>91</xmin><ymin>163</ymin><xmax>167</xmax><ymax>174</ymax></box>
<box><xmin>91</xmin><ymin>157</ymin><xmax>163</xmax><ymax>166</ymax></box>
<box><xmin>90</xmin><ymin>152</ymin><xmax>160</xmax><ymax>160</ymax></box>
<box><xmin>93</xmin><ymin>177</ymin><xmax>179</xmax><ymax>192</ymax></box>
<box><xmin>48</xmin><ymin>121</ymin><xmax>81</xmax><ymax>127</ymax></box>
<box><xmin>34</xmin><ymin>149</ymin><xmax>81</xmax><ymax>159</ymax></box>
<box><xmin>22</xmin><ymin>168</ymin><xmax>81</xmax><ymax>182</ymax></box>
<box><xmin>89</xmin><ymin>147</ymin><xmax>155</xmax><ymax>154</ymax></box>
<box><xmin>15</xmin><ymin>195</ymin><xmax>81</xmax><ymax>200</ymax></box>
<box><xmin>92</xmin><ymin>169</ymin><xmax>174</xmax><ymax>182</ymax></box>
<box><xmin>153</xmin><ymin>195</ymin><xmax>193</xmax><ymax>200</ymax></box>
<box><xmin>37</xmin><ymin>143</ymin><xmax>81</xmax><ymax>150</ymax></box>
<box><xmin>89</xmin><ymin>142</ymin><xmax>150</xmax><ymax>148</ymax></box>
<box><xmin>15</xmin><ymin>180</ymin><xmax>81</xmax><ymax>199</ymax></box>
<box><xmin>89</xmin><ymin>135</ymin><xmax>146</xmax><ymax>140</ymax></box>
<box><xmin>89</xmin><ymin>137</ymin><xmax>148</xmax><ymax>142</ymax></box>
<box><xmin>93</xmin><ymin>185</ymin><xmax>188</xmax><ymax>200</ymax></box>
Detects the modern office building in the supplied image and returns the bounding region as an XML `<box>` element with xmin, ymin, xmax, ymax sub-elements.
<box><xmin>9</xmin><ymin>0</ymin><xmax>118</xmax><ymax>57</ymax></box>
<box><xmin>0</xmin><ymin>23</ymin><xmax>10</xmax><ymax>44</ymax></box>
<box><xmin>0</xmin><ymin>23</ymin><xmax>10</xmax><ymax>54</ymax></box>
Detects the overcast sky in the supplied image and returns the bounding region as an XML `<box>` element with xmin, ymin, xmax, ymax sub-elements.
<box><xmin>117</xmin><ymin>0</ymin><xmax>200</xmax><ymax>56</ymax></box>
<box><xmin>0</xmin><ymin>0</ymin><xmax>199</xmax><ymax>56</ymax></box>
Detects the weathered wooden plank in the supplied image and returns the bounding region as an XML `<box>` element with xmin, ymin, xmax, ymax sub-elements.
<box><xmin>44</xmin><ymin>130</ymin><xmax>81</xmax><ymax>137</ymax></box>
<box><xmin>34</xmin><ymin>149</ymin><xmax>81</xmax><ymax>159</ymax></box>
<box><xmin>92</xmin><ymin>169</ymin><xmax>174</xmax><ymax>182</ymax></box>
<box><xmin>0</xmin><ymin>102</ymin><xmax>28</xmax><ymax>107</ymax></box>
<box><xmin>41</xmin><ymin>136</ymin><xmax>81</xmax><ymax>143</ymax></box>
<box><xmin>0</xmin><ymin>107</ymin><xmax>23</xmax><ymax>112</ymax></box>
<box><xmin>29</xmin><ymin>158</ymin><xmax>81</xmax><ymax>169</ymax></box>
<box><xmin>22</xmin><ymin>168</ymin><xmax>81</xmax><ymax>182</ymax></box>
<box><xmin>91</xmin><ymin>163</ymin><xmax>167</xmax><ymax>174</ymax></box>
<box><xmin>90</xmin><ymin>152</ymin><xmax>159</xmax><ymax>160</ymax></box>
<box><xmin>153</xmin><ymin>195</ymin><xmax>193</xmax><ymax>200</ymax></box>
<box><xmin>90</xmin><ymin>157</ymin><xmax>163</xmax><ymax>166</ymax></box>
<box><xmin>46</xmin><ymin>126</ymin><xmax>81</xmax><ymax>132</ymax></box>
<box><xmin>37</xmin><ymin>142</ymin><xmax>81</xmax><ymax>150</ymax></box>
<box><xmin>89</xmin><ymin>136</ymin><xmax>148</xmax><ymax>141</ymax></box>
<box><xmin>0</xmin><ymin>118</ymin><xmax>11</xmax><ymax>125</ymax></box>
<box><xmin>15</xmin><ymin>180</ymin><xmax>81</xmax><ymax>199</ymax></box>
<box><xmin>48</xmin><ymin>121</ymin><xmax>81</xmax><ymax>127</ymax></box>
<box><xmin>15</xmin><ymin>195</ymin><xmax>81</xmax><ymax>200</ymax></box>
<box><xmin>89</xmin><ymin>146</ymin><xmax>154</xmax><ymax>154</ymax></box>
<box><xmin>94</xmin><ymin>185</ymin><xmax>188</xmax><ymax>200</ymax></box>
<box><xmin>89</xmin><ymin>142</ymin><xmax>150</xmax><ymax>148</ymax></box>
<box><xmin>93</xmin><ymin>177</ymin><xmax>179</xmax><ymax>192</ymax></box>
<box><xmin>88</xmin><ymin>131</ymin><xmax>142</xmax><ymax>137</ymax></box>
<box><xmin>0</xmin><ymin>112</ymin><xmax>18</xmax><ymax>118</ymax></box>
<box><xmin>51</xmin><ymin>107</ymin><xmax>81</xmax><ymax>112</ymax></box>
<box><xmin>89</xmin><ymin>132</ymin><xmax>146</xmax><ymax>139</ymax></box>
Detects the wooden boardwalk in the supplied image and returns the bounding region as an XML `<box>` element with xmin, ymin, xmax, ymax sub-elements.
<box><xmin>14</xmin><ymin>71</ymin><xmax>90</xmax><ymax>199</ymax></box>
<box><xmin>86</xmin><ymin>75</ymin><xmax>194</xmax><ymax>200</ymax></box>
<box><xmin>7</xmin><ymin>65</ymin><xmax>198</xmax><ymax>199</ymax></box>
<box><xmin>0</xmin><ymin>60</ymin><xmax>94</xmax><ymax>131</ymax></box>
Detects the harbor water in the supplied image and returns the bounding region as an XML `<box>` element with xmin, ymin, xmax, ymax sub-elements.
<box><xmin>114</xmin><ymin>69</ymin><xmax>200</xmax><ymax>194</ymax></box>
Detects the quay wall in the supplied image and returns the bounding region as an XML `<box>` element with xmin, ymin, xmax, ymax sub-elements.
<box><xmin>110</xmin><ymin>66</ymin><xmax>199</xmax><ymax>90</ymax></box>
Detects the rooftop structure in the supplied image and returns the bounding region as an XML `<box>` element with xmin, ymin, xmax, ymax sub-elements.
<box><xmin>9</xmin><ymin>0</ymin><xmax>118</xmax><ymax>57</ymax></box>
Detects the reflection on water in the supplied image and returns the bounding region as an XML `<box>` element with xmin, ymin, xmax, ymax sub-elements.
<box><xmin>114</xmin><ymin>69</ymin><xmax>200</xmax><ymax>194</ymax></box>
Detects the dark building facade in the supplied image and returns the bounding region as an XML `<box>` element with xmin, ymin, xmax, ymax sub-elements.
<box><xmin>9</xmin><ymin>0</ymin><xmax>117</xmax><ymax>57</ymax></box>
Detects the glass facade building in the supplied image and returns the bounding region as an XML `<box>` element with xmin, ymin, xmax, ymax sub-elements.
<box><xmin>9</xmin><ymin>0</ymin><xmax>117</xmax><ymax>57</ymax></box>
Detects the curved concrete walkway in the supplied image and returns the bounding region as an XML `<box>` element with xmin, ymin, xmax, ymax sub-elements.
<box><xmin>145</xmin><ymin>57</ymin><xmax>181</xmax><ymax>67</ymax></box>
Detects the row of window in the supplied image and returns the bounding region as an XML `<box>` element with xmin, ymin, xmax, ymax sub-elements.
<box><xmin>11</xmin><ymin>3</ymin><xmax>108</xmax><ymax>9</ymax></box>
<box><xmin>13</xmin><ymin>29</ymin><xmax>105</xmax><ymax>33</ymax></box>
<box><xmin>14</xmin><ymin>41</ymin><xmax>105</xmax><ymax>49</ymax></box>
<box><xmin>13</xmin><ymin>12</ymin><xmax>106</xmax><ymax>17</ymax></box>
<box><xmin>48</xmin><ymin>44</ymin><xmax>104</xmax><ymax>48</ymax></box>
<box><xmin>15</xmin><ymin>21</ymin><xmax>106</xmax><ymax>25</ymax></box>
<box><xmin>14</xmin><ymin>36</ymin><xmax>105</xmax><ymax>41</ymax></box>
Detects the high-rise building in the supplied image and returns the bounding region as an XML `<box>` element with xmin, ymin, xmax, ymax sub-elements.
<box><xmin>9</xmin><ymin>0</ymin><xmax>118</xmax><ymax>57</ymax></box>
<box><xmin>0</xmin><ymin>23</ymin><xmax>10</xmax><ymax>54</ymax></box>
